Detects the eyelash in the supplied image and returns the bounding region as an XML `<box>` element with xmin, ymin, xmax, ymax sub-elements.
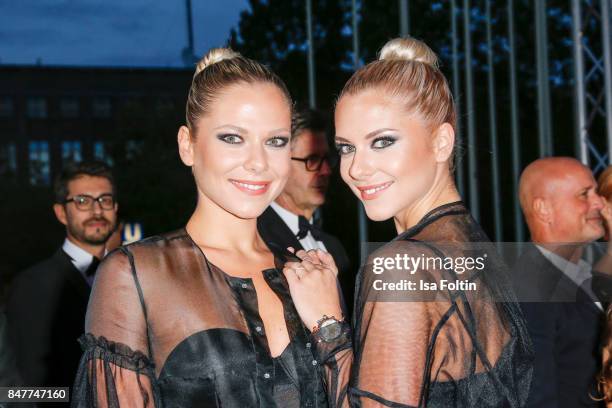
<box><xmin>266</xmin><ymin>136</ymin><xmax>290</xmax><ymax>148</ymax></box>
<box><xmin>217</xmin><ymin>134</ymin><xmax>243</xmax><ymax>144</ymax></box>
<box><xmin>217</xmin><ymin>134</ymin><xmax>289</xmax><ymax>148</ymax></box>
<box><xmin>336</xmin><ymin>143</ymin><xmax>355</xmax><ymax>156</ymax></box>
<box><xmin>335</xmin><ymin>135</ymin><xmax>398</xmax><ymax>155</ymax></box>
<box><xmin>372</xmin><ymin>136</ymin><xmax>397</xmax><ymax>149</ymax></box>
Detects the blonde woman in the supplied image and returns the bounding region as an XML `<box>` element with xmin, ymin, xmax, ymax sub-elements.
<box><xmin>284</xmin><ymin>37</ymin><xmax>533</xmax><ymax>407</ymax></box>
<box><xmin>71</xmin><ymin>49</ymin><xmax>330</xmax><ymax>407</ymax></box>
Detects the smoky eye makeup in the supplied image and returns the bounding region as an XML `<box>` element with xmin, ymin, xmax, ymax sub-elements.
<box><xmin>266</xmin><ymin>136</ymin><xmax>290</xmax><ymax>148</ymax></box>
<box><xmin>335</xmin><ymin>143</ymin><xmax>355</xmax><ymax>155</ymax></box>
<box><xmin>371</xmin><ymin>135</ymin><xmax>398</xmax><ymax>149</ymax></box>
<box><xmin>217</xmin><ymin>133</ymin><xmax>243</xmax><ymax>144</ymax></box>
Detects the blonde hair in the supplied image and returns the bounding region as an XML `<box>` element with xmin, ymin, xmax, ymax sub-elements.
<box><xmin>186</xmin><ymin>47</ymin><xmax>292</xmax><ymax>132</ymax></box>
<box><xmin>339</xmin><ymin>37</ymin><xmax>456</xmax><ymax>131</ymax></box>
<box><xmin>598</xmin><ymin>166</ymin><xmax>612</xmax><ymax>200</ymax></box>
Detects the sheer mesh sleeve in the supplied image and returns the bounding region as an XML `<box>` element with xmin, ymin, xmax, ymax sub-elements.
<box><xmin>348</xmin><ymin>242</ymin><xmax>440</xmax><ymax>407</ymax></box>
<box><xmin>71</xmin><ymin>248</ymin><xmax>158</xmax><ymax>408</ymax></box>
<box><xmin>311</xmin><ymin>320</ymin><xmax>353</xmax><ymax>408</ymax></box>
<box><xmin>349</xmin><ymin>237</ymin><xmax>528</xmax><ymax>408</ymax></box>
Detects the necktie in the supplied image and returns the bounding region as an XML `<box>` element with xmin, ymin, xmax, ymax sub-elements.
<box><xmin>85</xmin><ymin>257</ymin><xmax>101</xmax><ymax>277</ymax></box>
<box><xmin>296</xmin><ymin>215</ymin><xmax>322</xmax><ymax>240</ymax></box>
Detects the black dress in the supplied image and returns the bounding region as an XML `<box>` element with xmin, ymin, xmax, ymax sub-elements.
<box><xmin>315</xmin><ymin>202</ymin><xmax>533</xmax><ymax>407</ymax></box>
<box><xmin>71</xmin><ymin>229</ymin><xmax>328</xmax><ymax>407</ymax></box>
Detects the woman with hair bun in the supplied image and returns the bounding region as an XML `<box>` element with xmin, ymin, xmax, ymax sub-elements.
<box><xmin>71</xmin><ymin>48</ymin><xmax>330</xmax><ymax>407</ymax></box>
<box><xmin>284</xmin><ymin>37</ymin><xmax>533</xmax><ymax>407</ymax></box>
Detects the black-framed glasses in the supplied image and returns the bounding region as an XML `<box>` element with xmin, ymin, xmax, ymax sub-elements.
<box><xmin>64</xmin><ymin>194</ymin><xmax>115</xmax><ymax>211</ymax></box>
<box><xmin>291</xmin><ymin>154</ymin><xmax>338</xmax><ymax>172</ymax></box>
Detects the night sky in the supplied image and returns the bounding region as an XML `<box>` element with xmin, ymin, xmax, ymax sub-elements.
<box><xmin>0</xmin><ymin>0</ymin><xmax>250</xmax><ymax>67</ymax></box>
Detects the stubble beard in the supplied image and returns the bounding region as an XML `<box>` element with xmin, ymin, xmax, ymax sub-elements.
<box><xmin>68</xmin><ymin>217</ymin><xmax>115</xmax><ymax>246</ymax></box>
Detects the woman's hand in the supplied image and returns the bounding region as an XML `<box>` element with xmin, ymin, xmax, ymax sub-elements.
<box><xmin>283</xmin><ymin>249</ymin><xmax>343</xmax><ymax>331</ymax></box>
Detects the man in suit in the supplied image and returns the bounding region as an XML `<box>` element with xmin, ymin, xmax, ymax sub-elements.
<box><xmin>258</xmin><ymin>107</ymin><xmax>352</xmax><ymax>309</ymax></box>
<box><xmin>514</xmin><ymin>156</ymin><xmax>606</xmax><ymax>407</ymax></box>
<box><xmin>6</xmin><ymin>161</ymin><xmax>118</xmax><ymax>389</ymax></box>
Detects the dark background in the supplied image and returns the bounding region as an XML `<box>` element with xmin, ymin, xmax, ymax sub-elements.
<box><xmin>0</xmin><ymin>0</ymin><xmax>608</xmax><ymax>299</ymax></box>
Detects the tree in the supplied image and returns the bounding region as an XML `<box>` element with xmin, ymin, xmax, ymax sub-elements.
<box><xmin>228</xmin><ymin>0</ymin><xmax>596</xmax><ymax>244</ymax></box>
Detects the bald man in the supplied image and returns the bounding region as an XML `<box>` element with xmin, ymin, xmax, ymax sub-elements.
<box><xmin>514</xmin><ymin>157</ymin><xmax>606</xmax><ymax>408</ymax></box>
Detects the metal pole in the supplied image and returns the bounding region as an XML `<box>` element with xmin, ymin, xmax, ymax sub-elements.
<box><xmin>486</xmin><ymin>0</ymin><xmax>503</xmax><ymax>242</ymax></box>
<box><xmin>306</xmin><ymin>0</ymin><xmax>316</xmax><ymax>108</ymax></box>
<box><xmin>451</xmin><ymin>0</ymin><xmax>465</xmax><ymax>198</ymax></box>
<box><xmin>186</xmin><ymin>0</ymin><xmax>194</xmax><ymax>52</ymax></box>
<box><xmin>601</xmin><ymin>0</ymin><xmax>612</xmax><ymax>163</ymax></box>
<box><xmin>352</xmin><ymin>0</ymin><xmax>369</xmax><ymax>258</ymax></box>
<box><xmin>535</xmin><ymin>0</ymin><xmax>553</xmax><ymax>157</ymax></box>
<box><xmin>572</xmin><ymin>0</ymin><xmax>589</xmax><ymax>165</ymax></box>
<box><xmin>508</xmin><ymin>0</ymin><xmax>525</xmax><ymax>242</ymax></box>
<box><xmin>463</xmin><ymin>0</ymin><xmax>480</xmax><ymax>220</ymax></box>
<box><xmin>352</xmin><ymin>0</ymin><xmax>360</xmax><ymax>72</ymax></box>
<box><xmin>399</xmin><ymin>0</ymin><xmax>410</xmax><ymax>37</ymax></box>
<box><xmin>182</xmin><ymin>0</ymin><xmax>196</xmax><ymax>66</ymax></box>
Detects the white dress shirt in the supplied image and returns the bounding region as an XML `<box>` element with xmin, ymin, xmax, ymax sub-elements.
<box><xmin>536</xmin><ymin>245</ymin><xmax>603</xmax><ymax>311</ymax></box>
<box><xmin>62</xmin><ymin>238</ymin><xmax>97</xmax><ymax>286</ymax></box>
<box><xmin>269</xmin><ymin>202</ymin><xmax>327</xmax><ymax>252</ymax></box>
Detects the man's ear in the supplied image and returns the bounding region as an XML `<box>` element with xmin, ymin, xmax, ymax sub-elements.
<box><xmin>177</xmin><ymin>125</ymin><xmax>194</xmax><ymax>166</ymax></box>
<box><xmin>431</xmin><ymin>122</ymin><xmax>455</xmax><ymax>163</ymax></box>
<box><xmin>533</xmin><ymin>197</ymin><xmax>553</xmax><ymax>224</ymax></box>
<box><xmin>53</xmin><ymin>203</ymin><xmax>68</xmax><ymax>227</ymax></box>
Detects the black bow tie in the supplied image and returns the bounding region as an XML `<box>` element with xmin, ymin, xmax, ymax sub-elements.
<box><xmin>296</xmin><ymin>215</ymin><xmax>322</xmax><ymax>240</ymax></box>
<box><xmin>85</xmin><ymin>257</ymin><xmax>101</xmax><ymax>277</ymax></box>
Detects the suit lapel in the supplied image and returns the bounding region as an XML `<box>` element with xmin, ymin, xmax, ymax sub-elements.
<box><xmin>55</xmin><ymin>249</ymin><xmax>91</xmax><ymax>300</ymax></box>
<box><xmin>528</xmin><ymin>245</ymin><xmax>603</xmax><ymax>313</ymax></box>
<box><xmin>257</xmin><ymin>207</ymin><xmax>304</xmax><ymax>253</ymax></box>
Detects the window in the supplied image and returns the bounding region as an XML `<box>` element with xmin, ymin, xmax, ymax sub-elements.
<box><xmin>92</xmin><ymin>97</ymin><xmax>111</xmax><ymax>118</ymax></box>
<box><xmin>93</xmin><ymin>141</ymin><xmax>114</xmax><ymax>166</ymax></box>
<box><xmin>126</xmin><ymin>140</ymin><xmax>144</xmax><ymax>160</ymax></box>
<box><xmin>27</xmin><ymin>97</ymin><xmax>47</xmax><ymax>118</ymax></box>
<box><xmin>29</xmin><ymin>141</ymin><xmax>51</xmax><ymax>185</ymax></box>
<box><xmin>0</xmin><ymin>143</ymin><xmax>17</xmax><ymax>176</ymax></box>
<box><xmin>60</xmin><ymin>97</ymin><xmax>79</xmax><ymax>118</ymax></box>
<box><xmin>0</xmin><ymin>97</ymin><xmax>14</xmax><ymax>117</ymax></box>
<box><xmin>61</xmin><ymin>141</ymin><xmax>82</xmax><ymax>163</ymax></box>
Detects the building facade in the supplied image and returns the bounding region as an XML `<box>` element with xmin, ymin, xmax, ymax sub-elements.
<box><xmin>0</xmin><ymin>65</ymin><xmax>192</xmax><ymax>185</ymax></box>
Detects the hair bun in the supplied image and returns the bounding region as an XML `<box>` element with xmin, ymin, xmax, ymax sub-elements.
<box><xmin>195</xmin><ymin>48</ymin><xmax>241</xmax><ymax>75</ymax></box>
<box><xmin>378</xmin><ymin>37</ymin><xmax>439</xmax><ymax>68</ymax></box>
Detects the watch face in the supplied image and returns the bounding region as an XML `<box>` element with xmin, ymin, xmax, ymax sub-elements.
<box><xmin>320</xmin><ymin>321</ymin><xmax>342</xmax><ymax>342</ymax></box>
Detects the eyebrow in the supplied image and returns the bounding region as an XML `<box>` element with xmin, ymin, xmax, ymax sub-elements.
<box><xmin>268</xmin><ymin>128</ymin><xmax>291</xmax><ymax>135</ymax></box>
<box><xmin>212</xmin><ymin>124</ymin><xmax>248</xmax><ymax>133</ymax></box>
<box><xmin>211</xmin><ymin>125</ymin><xmax>290</xmax><ymax>135</ymax></box>
<box><xmin>576</xmin><ymin>184</ymin><xmax>594</xmax><ymax>193</ymax></box>
<box><xmin>336</xmin><ymin>128</ymin><xmax>399</xmax><ymax>144</ymax></box>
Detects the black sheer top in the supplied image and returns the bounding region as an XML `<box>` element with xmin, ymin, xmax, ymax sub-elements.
<box><xmin>315</xmin><ymin>202</ymin><xmax>533</xmax><ymax>407</ymax></box>
<box><xmin>71</xmin><ymin>229</ymin><xmax>328</xmax><ymax>407</ymax></box>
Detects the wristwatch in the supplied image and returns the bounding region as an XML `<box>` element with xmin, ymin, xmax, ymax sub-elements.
<box><xmin>312</xmin><ymin>315</ymin><xmax>344</xmax><ymax>343</ymax></box>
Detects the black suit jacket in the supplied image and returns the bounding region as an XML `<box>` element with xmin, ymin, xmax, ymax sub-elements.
<box><xmin>257</xmin><ymin>207</ymin><xmax>354</xmax><ymax>312</ymax></box>
<box><xmin>6</xmin><ymin>248</ymin><xmax>90</xmax><ymax>390</ymax></box>
<box><xmin>513</xmin><ymin>244</ymin><xmax>604</xmax><ymax>408</ymax></box>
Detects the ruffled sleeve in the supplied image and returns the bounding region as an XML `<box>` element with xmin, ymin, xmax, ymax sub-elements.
<box><xmin>72</xmin><ymin>334</ymin><xmax>157</xmax><ymax>407</ymax></box>
<box><xmin>71</xmin><ymin>248</ymin><xmax>158</xmax><ymax>408</ymax></box>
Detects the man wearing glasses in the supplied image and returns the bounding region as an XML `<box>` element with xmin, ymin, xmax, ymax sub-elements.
<box><xmin>6</xmin><ymin>160</ymin><xmax>118</xmax><ymax>390</ymax></box>
<box><xmin>258</xmin><ymin>107</ymin><xmax>351</xmax><ymax>307</ymax></box>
